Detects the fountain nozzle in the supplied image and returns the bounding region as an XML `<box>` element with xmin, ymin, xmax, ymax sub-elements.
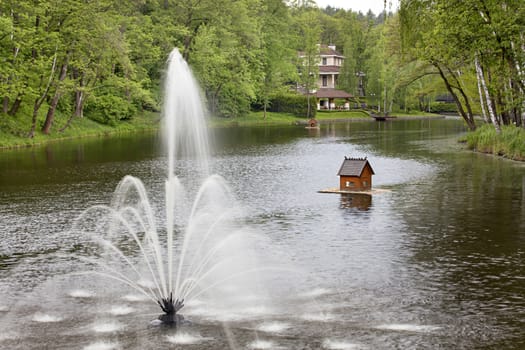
<box><xmin>157</xmin><ymin>292</ymin><xmax>185</xmax><ymax>325</ymax></box>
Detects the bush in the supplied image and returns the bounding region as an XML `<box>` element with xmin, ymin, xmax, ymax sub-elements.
<box><xmin>267</xmin><ymin>92</ymin><xmax>316</xmax><ymax>118</ymax></box>
<box><xmin>217</xmin><ymin>83</ymin><xmax>251</xmax><ymax>118</ymax></box>
<box><xmin>429</xmin><ymin>102</ymin><xmax>457</xmax><ymax>114</ymax></box>
<box><xmin>85</xmin><ymin>94</ymin><xmax>137</xmax><ymax>126</ymax></box>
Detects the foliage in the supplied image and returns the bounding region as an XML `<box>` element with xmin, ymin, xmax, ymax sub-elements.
<box><xmin>267</xmin><ymin>92</ymin><xmax>316</xmax><ymax>117</ymax></box>
<box><xmin>399</xmin><ymin>0</ymin><xmax>525</xmax><ymax>131</ymax></box>
<box><xmin>85</xmin><ymin>94</ymin><xmax>137</xmax><ymax>126</ymax></box>
<box><xmin>2</xmin><ymin>0</ymin><xmax>524</xmax><ymax>148</ymax></box>
<box><xmin>429</xmin><ymin>102</ymin><xmax>457</xmax><ymax>114</ymax></box>
<box><xmin>466</xmin><ymin>123</ymin><xmax>525</xmax><ymax>160</ymax></box>
<box><xmin>293</xmin><ymin>5</ymin><xmax>321</xmax><ymax>118</ymax></box>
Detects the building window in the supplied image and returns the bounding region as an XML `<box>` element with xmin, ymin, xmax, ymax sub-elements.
<box><xmin>345</xmin><ymin>181</ymin><xmax>355</xmax><ymax>187</ymax></box>
<box><xmin>322</xmin><ymin>57</ymin><xmax>327</xmax><ymax>65</ymax></box>
<box><xmin>322</xmin><ymin>76</ymin><xmax>328</xmax><ymax>87</ymax></box>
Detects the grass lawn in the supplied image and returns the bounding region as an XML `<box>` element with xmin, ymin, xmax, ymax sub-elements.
<box><xmin>209</xmin><ymin>109</ymin><xmax>373</xmax><ymax>128</ymax></box>
<box><xmin>208</xmin><ymin>111</ymin><xmax>303</xmax><ymax>127</ymax></box>
<box><xmin>209</xmin><ymin>109</ymin><xmax>442</xmax><ymax>128</ymax></box>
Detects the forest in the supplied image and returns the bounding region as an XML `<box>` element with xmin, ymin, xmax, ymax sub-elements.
<box><xmin>1</xmin><ymin>0</ymin><xmax>524</xmax><ymax>141</ymax></box>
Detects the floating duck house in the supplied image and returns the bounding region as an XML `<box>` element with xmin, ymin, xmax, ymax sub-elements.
<box><xmin>337</xmin><ymin>157</ymin><xmax>375</xmax><ymax>191</ymax></box>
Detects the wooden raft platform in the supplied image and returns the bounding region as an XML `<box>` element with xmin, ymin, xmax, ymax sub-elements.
<box><xmin>318</xmin><ymin>187</ymin><xmax>390</xmax><ymax>195</ymax></box>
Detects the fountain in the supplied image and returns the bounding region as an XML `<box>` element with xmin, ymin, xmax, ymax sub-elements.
<box><xmin>0</xmin><ymin>49</ymin><xmax>461</xmax><ymax>348</ymax></box>
<box><xmin>0</xmin><ymin>49</ymin><xmax>317</xmax><ymax>350</ymax></box>
<box><xmin>69</xmin><ymin>48</ymin><xmax>274</xmax><ymax>326</ymax></box>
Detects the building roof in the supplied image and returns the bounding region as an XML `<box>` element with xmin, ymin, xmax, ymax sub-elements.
<box><xmin>319</xmin><ymin>45</ymin><xmax>343</xmax><ymax>57</ymax></box>
<box><xmin>319</xmin><ymin>66</ymin><xmax>341</xmax><ymax>73</ymax></box>
<box><xmin>315</xmin><ymin>89</ymin><xmax>353</xmax><ymax>99</ymax></box>
<box><xmin>298</xmin><ymin>45</ymin><xmax>344</xmax><ymax>58</ymax></box>
<box><xmin>337</xmin><ymin>157</ymin><xmax>375</xmax><ymax>177</ymax></box>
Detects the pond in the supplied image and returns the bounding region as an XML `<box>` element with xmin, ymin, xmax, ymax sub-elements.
<box><xmin>1</xmin><ymin>118</ymin><xmax>524</xmax><ymax>349</ymax></box>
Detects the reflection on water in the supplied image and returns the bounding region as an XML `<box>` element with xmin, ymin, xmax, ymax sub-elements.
<box><xmin>1</xmin><ymin>119</ymin><xmax>525</xmax><ymax>349</ymax></box>
<box><xmin>340</xmin><ymin>193</ymin><xmax>372</xmax><ymax>211</ymax></box>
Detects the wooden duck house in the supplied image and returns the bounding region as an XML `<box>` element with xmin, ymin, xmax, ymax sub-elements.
<box><xmin>337</xmin><ymin>157</ymin><xmax>375</xmax><ymax>191</ymax></box>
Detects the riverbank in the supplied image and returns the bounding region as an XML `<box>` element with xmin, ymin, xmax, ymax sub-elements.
<box><xmin>0</xmin><ymin>111</ymin><xmax>160</xmax><ymax>149</ymax></box>
<box><xmin>0</xmin><ymin>110</ymin><xmax>443</xmax><ymax>149</ymax></box>
<box><xmin>208</xmin><ymin>110</ymin><xmax>443</xmax><ymax>127</ymax></box>
<box><xmin>465</xmin><ymin>123</ymin><xmax>525</xmax><ymax>161</ymax></box>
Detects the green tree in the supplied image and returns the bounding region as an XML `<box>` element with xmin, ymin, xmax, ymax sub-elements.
<box><xmin>189</xmin><ymin>0</ymin><xmax>263</xmax><ymax>118</ymax></box>
<box><xmin>257</xmin><ymin>0</ymin><xmax>298</xmax><ymax>119</ymax></box>
<box><xmin>294</xmin><ymin>7</ymin><xmax>321</xmax><ymax>118</ymax></box>
<box><xmin>399</xmin><ymin>0</ymin><xmax>525</xmax><ymax>130</ymax></box>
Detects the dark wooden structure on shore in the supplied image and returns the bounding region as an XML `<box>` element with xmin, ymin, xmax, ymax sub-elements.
<box><xmin>371</xmin><ymin>113</ymin><xmax>396</xmax><ymax>121</ymax></box>
<box><xmin>337</xmin><ymin>157</ymin><xmax>375</xmax><ymax>191</ymax></box>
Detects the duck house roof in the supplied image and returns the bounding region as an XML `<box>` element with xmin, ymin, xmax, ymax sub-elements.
<box><xmin>337</xmin><ymin>157</ymin><xmax>375</xmax><ymax>177</ymax></box>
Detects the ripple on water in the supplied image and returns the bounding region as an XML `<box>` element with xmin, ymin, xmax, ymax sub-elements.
<box><xmin>322</xmin><ymin>339</ymin><xmax>363</xmax><ymax>349</ymax></box>
<box><xmin>82</xmin><ymin>341</ymin><xmax>120</xmax><ymax>350</ymax></box>
<box><xmin>32</xmin><ymin>313</ymin><xmax>64</xmax><ymax>323</ymax></box>
<box><xmin>256</xmin><ymin>321</ymin><xmax>291</xmax><ymax>333</ymax></box>
<box><xmin>375</xmin><ymin>324</ymin><xmax>441</xmax><ymax>332</ymax></box>
<box><xmin>68</xmin><ymin>289</ymin><xmax>94</xmax><ymax>298</ymax></box>
<box><xmin>247</xmin><ymin>340</ymin><xmax>282</xmax><ymax>349</ymax></box>
<box><xmin>298</xmin><ymin>287</ymin><xmax>332</xmax><ymax>298</ymax></box>
<box><xmin>108</xmin><ymin>306</ymin><xmax>135</xmax><ymax>316</ymax></box>
<box><xmin>0</xmin><ymin>332</ymin><xmax>19</xmax><ymax>341</ymax></box>
<box><xmin>121</xmin><ymin>294</ymin><xmax>148</xmax><ymax>302</ymax></box>
<box><xmin>300</xmin><ymin>312</ymin><xmax>338</xmax><ymax>322</ymax></box>
<box><xmin>92</xmin><ymin>321</ymin><xmax>124</xmax><ymax>333</ymax></box>
<box><xmin>165</xmin><ymin>332</ymin><xmax>210</xmax><ymax>345</ymax></box>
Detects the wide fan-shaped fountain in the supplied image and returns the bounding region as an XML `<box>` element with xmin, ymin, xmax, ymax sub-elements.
<box><xmin>72</xmin><ymin>49</ymin><xmax>271</xmax><ymax>326</ymax></box>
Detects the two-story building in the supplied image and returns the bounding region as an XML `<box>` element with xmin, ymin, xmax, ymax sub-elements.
<box><xmin>298</xmin><ymin>44</ymin><xmax>354</xmax><ymax>110</ymax></box>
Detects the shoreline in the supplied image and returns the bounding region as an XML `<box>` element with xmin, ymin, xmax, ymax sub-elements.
<box><xmin>0</xmin><ymin>113</ymin><xmax>448</xmax><ymax>151</ymax></box>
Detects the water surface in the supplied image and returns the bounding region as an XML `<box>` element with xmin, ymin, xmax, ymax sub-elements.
<box><xmin>1</xmin><ymin>118</ymin><xmax>524</xmax><ymax>349</ymax></box>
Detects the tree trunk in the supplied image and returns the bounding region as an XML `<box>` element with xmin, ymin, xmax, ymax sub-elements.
<box><xmin>28</xmin><ymin>48</ymin><xmax>58</xmax><ymax>137</ymax></box>
<box><xmin>307</xmin><ymin>94</ymin><xmax>311</xmax><ymax>118</ymax></box>
<box><xmin>475</xmin><ymin>55</ymin><xmax>499</xmax><ymax>130</ymax></box>
<box><xmin>8</xmin><ymin>95</ymin><xmax>22</xmax><ymax>116</ymax></box>
<box><xmin>2</xmin><ymin>97</ymin><xmax>8</xmax><ymax>114</ymax></box>
<box><xmin>42</xmin><ymin>92</ymin><xmax>61</xmax><ymax>134</ymax></box>
<box><xmin>42</xmin><ymin>58</ymin><xmax>68</xmax><ymax>134</ymax></box>
<box><xmin>60</xmin><ymin>89</ymin><xmax>85</xmax><ymax>132</ymax></box>
<box><xmin>434</xmin><ymin>62</ymin><xmax>476</xmax><ymax>130</ymax></box>
<box><xmin>75</xmin><ymin>91</ymin><xmax>85</xmax><ymax>118</ymax></box>
<box><xmin>497</xmin><ymin>90</ymin><xmax>509</xmax><ymax>126</ymax></box>
<box><xmin>475</xmin><ymin>57</ymin><xmax>489</xmax><ymax>123</ymax></box>
<box><xmin>448</xmin><ymin>66</ymin><xmax>476</xmax><ymax>127</ymax></box>
<box><xmin>60</xmin><ymin>93</ymin><xmax>83</xmax><ymax>132</ymax></box>
<box><xmin>28</xmin><ymin>99</ymin><xmax>41</xmax><ymax>138</ymax></box>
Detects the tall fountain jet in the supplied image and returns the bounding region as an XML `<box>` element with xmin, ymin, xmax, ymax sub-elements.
<box><xmin>163</xmin><ymin>48</ymin><xmax>210</xmax><ymax>176</ymax></box>
<box><xmin>73</xmin><ymin>48</ymin><xmax>267</xmax><ymax>326</ymax></box>
<box><xmin>162</xmin><ymin>48</ymin><xmax>211</xmax><ymax>322</ymax></box>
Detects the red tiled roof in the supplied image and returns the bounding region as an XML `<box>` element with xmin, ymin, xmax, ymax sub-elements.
<box><xmin>315</xmin><ymin>89</ymin><xmax>353</xmax><ymax>99</ymax></box>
